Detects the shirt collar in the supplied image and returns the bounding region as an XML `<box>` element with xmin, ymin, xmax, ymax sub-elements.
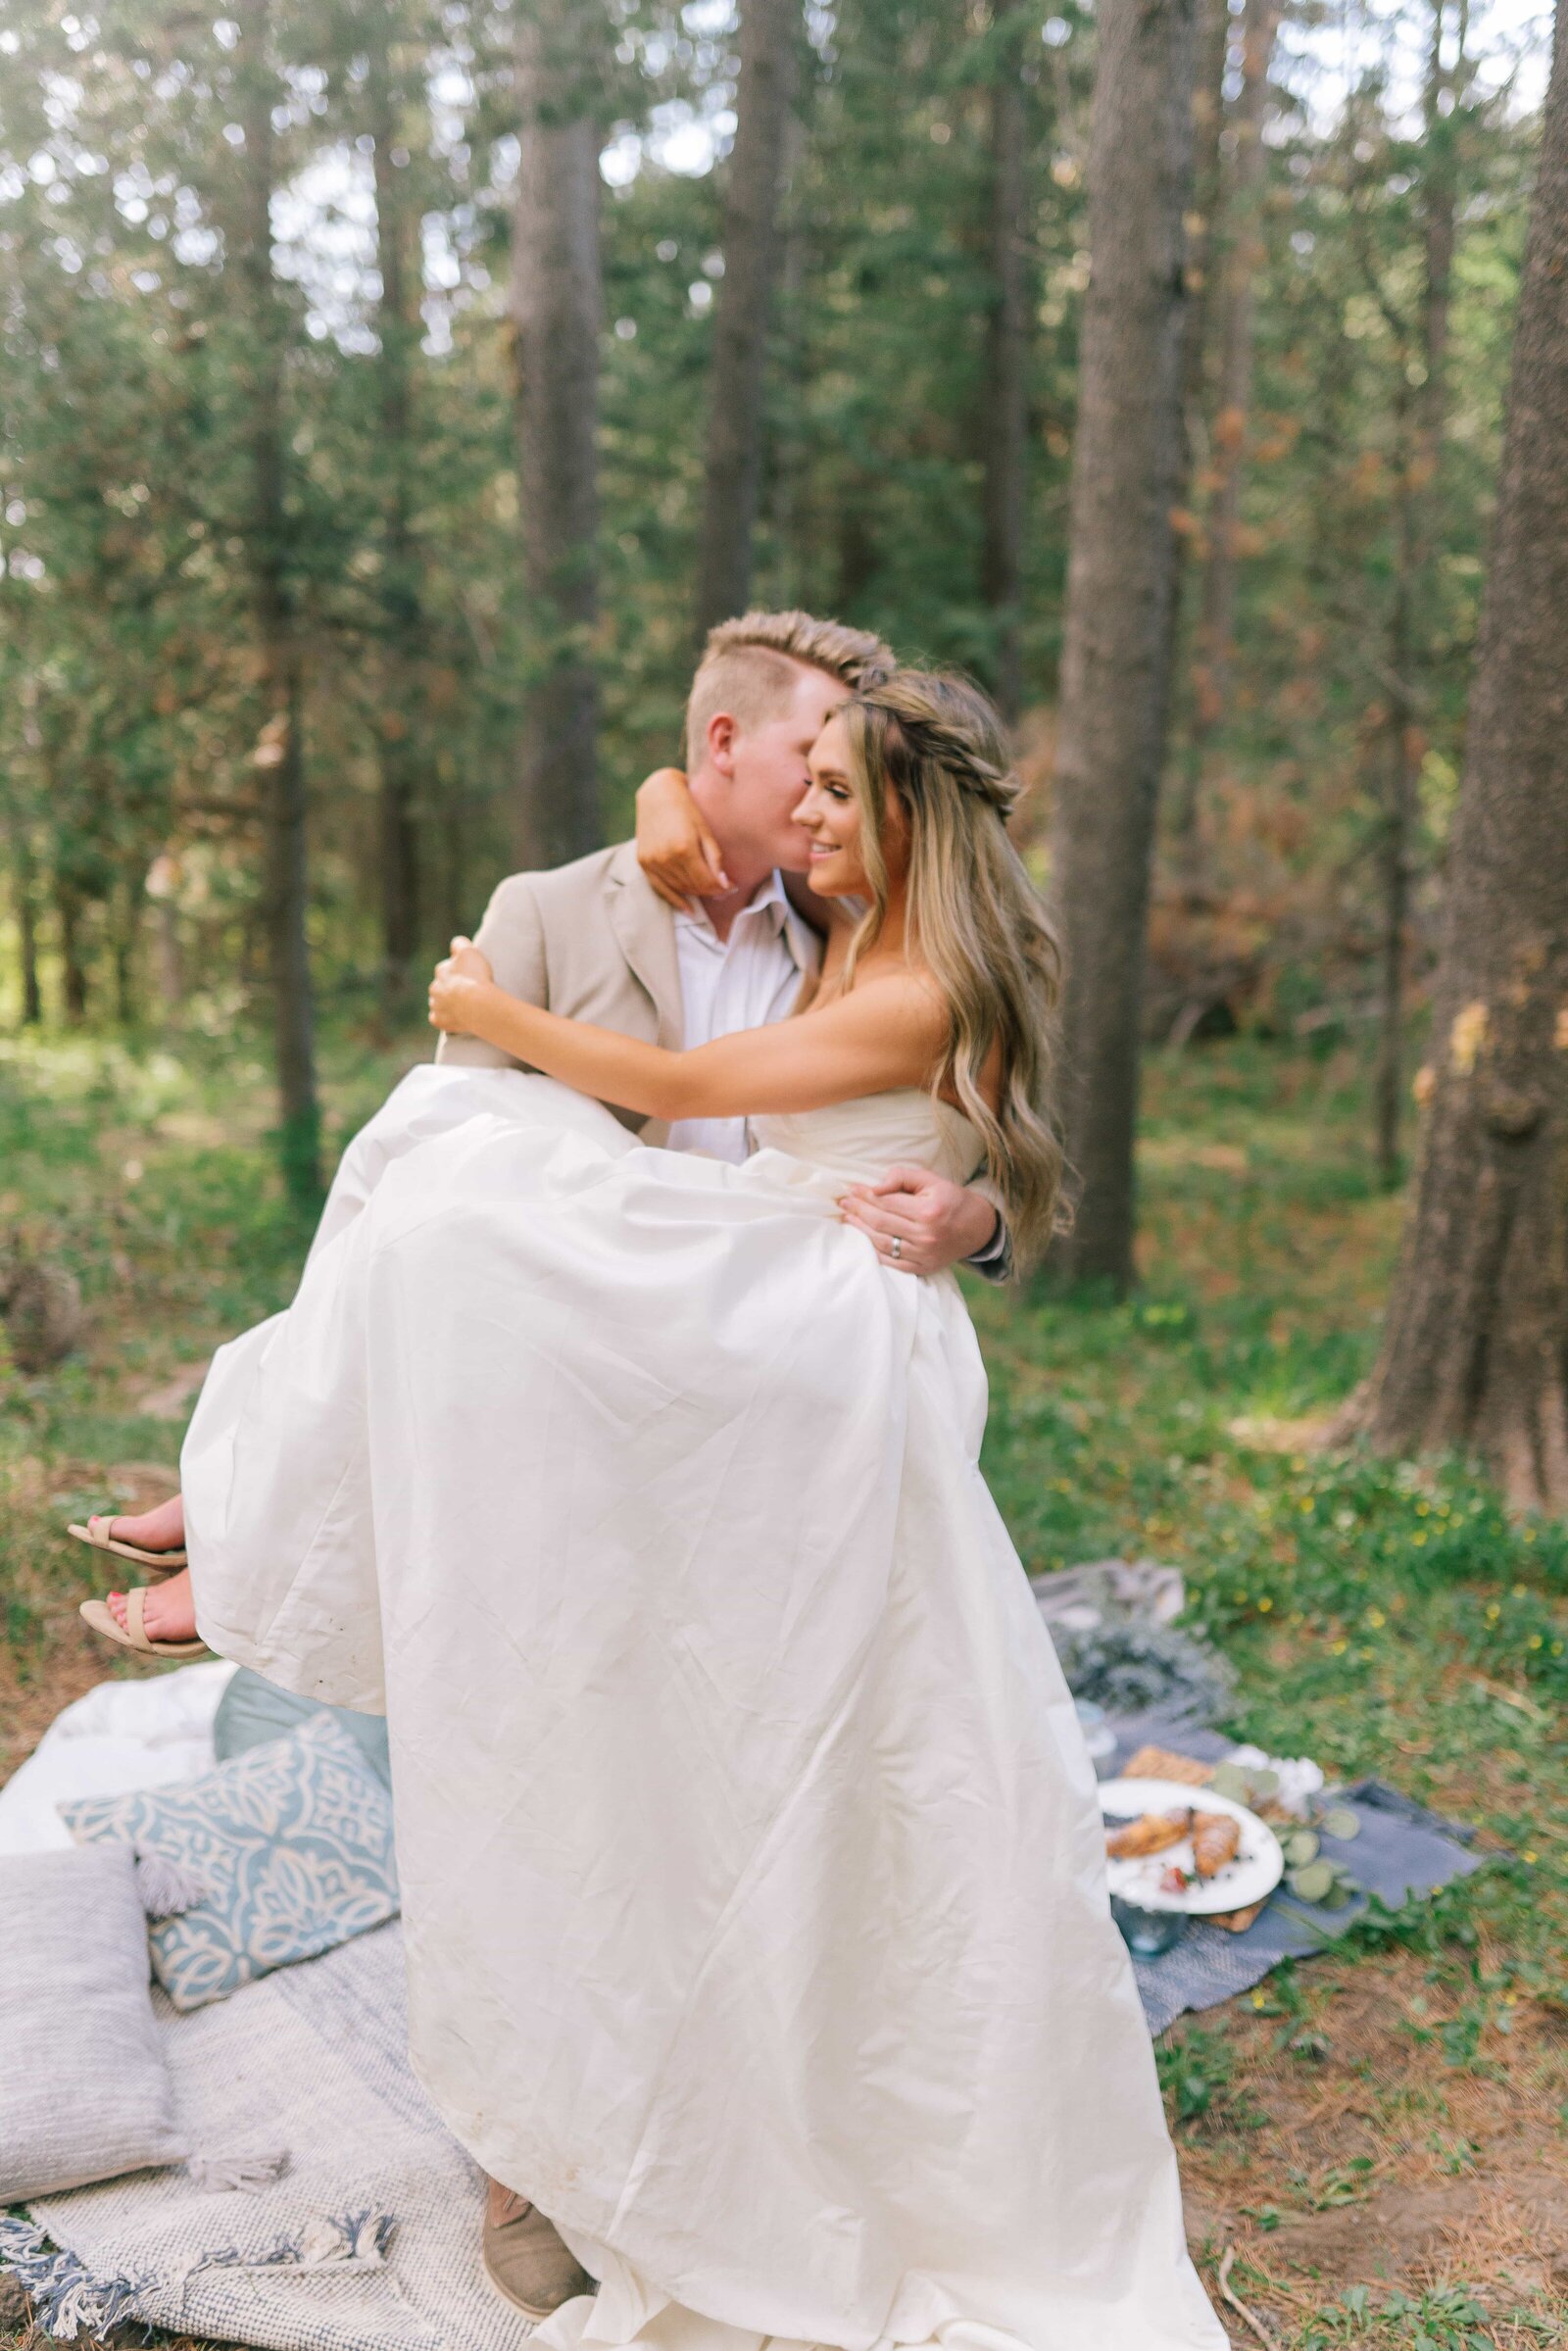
<box><xmin>675</xmin><ymin>868</ymin><xmax>793</xmax><ymax>950</ymax></box>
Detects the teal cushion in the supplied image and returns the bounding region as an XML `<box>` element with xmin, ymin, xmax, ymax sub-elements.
<box><xmin>61</xmin><ymin>1712</ymin><xmax>399</xmax><ymax>2011</ymax></box>
<box><xmin>213</xmin><ymin>1665</ymin><xmax>392</xmax><ymax>1788</ymax></box>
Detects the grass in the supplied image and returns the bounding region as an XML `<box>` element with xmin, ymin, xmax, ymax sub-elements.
<box><xmin>3</xmin><ymin>1023</ymin><xmax>1567</xmax><ymax>2349</ymax></box>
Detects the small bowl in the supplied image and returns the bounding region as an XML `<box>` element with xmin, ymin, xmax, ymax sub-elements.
<box><xmin>1110</xmin><ymin>1896</ymin><xmax>1190</xmax><ymax>1958</ymax></box>
<box><xmin>1073</xmin><ymin>1697</ymin><xmax>1119</xmax><ymax>1778</ymax></box>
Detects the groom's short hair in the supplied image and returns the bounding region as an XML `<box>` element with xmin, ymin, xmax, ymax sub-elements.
<box><xmin>685</xmin><ymin>610</ymin><xmax>897</xmax><ymax>771</ymax></box>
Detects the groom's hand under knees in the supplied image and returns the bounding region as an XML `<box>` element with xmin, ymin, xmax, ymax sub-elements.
<box><xmin>838</xmin><ymin>1167</ymin><xmax>1001</xmax><ymax>1277</ymax></box>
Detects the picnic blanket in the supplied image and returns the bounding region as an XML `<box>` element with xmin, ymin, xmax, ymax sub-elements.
<box><xmin>1104</xmin><ymin>1711</ymin><xmax>1491</xmax><ymax>2033</ymax></box>
<box><xmin>0</xmin><ymin>1669</ymin><xmax>1489</xmax><ymax>2350</ymax></box>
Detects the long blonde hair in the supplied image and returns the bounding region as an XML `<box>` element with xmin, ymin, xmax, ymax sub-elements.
<box><xmin>839</xmin><ymin>670</ymin><xmax>1066</xmax><ymax>1268</ymax></box>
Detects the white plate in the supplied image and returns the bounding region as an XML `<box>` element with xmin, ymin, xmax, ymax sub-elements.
<box><xmin>1099</xmin><ymin>1777</ymin><xmax>1285</xmax><ymax>1916</ymax></box>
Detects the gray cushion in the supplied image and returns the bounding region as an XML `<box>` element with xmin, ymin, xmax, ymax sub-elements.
<box><xmin>0</xmin><ymin>1844</ymin><xmax>184</xmax><ymax>2198</ymax></box>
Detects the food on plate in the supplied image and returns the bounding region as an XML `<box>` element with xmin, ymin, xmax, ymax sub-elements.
<box><xmin>1104</xmin><ymin>1807</ymin><xmax>1193</xmax><ymax>1860</ymax></box>
<box><xmin>1158</xmin><ymin>1864</ymin><xmax>1191</xmax><ymax>1896</ymax></box>
<box><xmin>1121</xmin><ymin>1745</ymin><xmax>1214</xmax><ymax>1788</ymax></box>
<box><xmin>1190</xmin><ymin>1811</ymin><xmax>1242</xmax><ymax>1880</ymax></box>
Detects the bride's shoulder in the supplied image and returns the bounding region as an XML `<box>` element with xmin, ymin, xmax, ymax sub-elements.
<box><xmin>832</xmin><ymin>962</ymin><xmax>948</xmax><ymax>1040</ymax></box>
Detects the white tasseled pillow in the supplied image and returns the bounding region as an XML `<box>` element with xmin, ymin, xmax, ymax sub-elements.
<box><xmin>0</xmin><ymin>1843</ymin><xmax>185</xmax><ymax>2198</ymax></box>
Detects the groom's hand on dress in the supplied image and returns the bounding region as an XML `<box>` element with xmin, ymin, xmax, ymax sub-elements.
<box><xmin>838</xmin><ymin>1167</ymin><xmax>1001</xmax><ymax>1277</ymax></box>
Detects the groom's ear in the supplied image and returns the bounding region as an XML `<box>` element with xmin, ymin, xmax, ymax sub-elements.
<box><xmin>705</xmin><ymin>710</ymin><xmax>740</xmax><ymax>778</ymax></box>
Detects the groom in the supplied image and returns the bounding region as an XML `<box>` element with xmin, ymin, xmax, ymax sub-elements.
<box><xmin>439</xmin><ymin>606</ymin><xmax>1005</xmax><ymax>1277</ymax></box>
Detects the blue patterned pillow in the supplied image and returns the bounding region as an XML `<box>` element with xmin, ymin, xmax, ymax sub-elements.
<box><xmin>61</xmin><ymin>1711</ymin><xmax>399</xmax><ymax>2010</ymax></box>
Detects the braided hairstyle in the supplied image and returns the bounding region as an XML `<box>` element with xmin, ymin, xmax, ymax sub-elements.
<box><xmin>839</xmin><ymin>670</ymin><xmax>1066</xmax><ymax>1268</ymax></box>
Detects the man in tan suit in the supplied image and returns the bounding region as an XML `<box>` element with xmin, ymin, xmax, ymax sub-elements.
<box><xmin>443</xmin><ymin>611</ymin><xmax>1006</xmax><ymax>2318</ymax></box>
<box><xmin>439</xmin><ymin>608</ymin><xmax>1005</xmax><ymax>1278</ymax></box>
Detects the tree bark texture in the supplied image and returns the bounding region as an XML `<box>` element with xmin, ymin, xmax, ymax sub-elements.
<box><xmin>54</xmin><ymin>868</ymin><xmax>87</xmax><ymax>1024</ymax></box>
<box><xmin>982</xmin><ymin>39</ymin><xmax>1030</xmax><ymax>725</ymax></box>
<box><xmin>694</xmin><ymin>0</ymin><xmax>798</xmax><ymax>640</ymax></box>
<box><xmin>1374</xmin><ymin>0</ymin><xmax>1466</xmax><ymax>1186</ymax></box>
<box><xmin>513</xmin><ymin>0</ymin><xmax>603</xmax><ymax>867</ymax></box>
<box><xmin>1052</xmin><ymin>0</ymin><xmax>1199</xmax><ymax>1290</ymax></box>
<box><xmin>1185</xmin><ymin>0</ymin><xmax>1279</xmax><ymax>793</ymax></box>
<box><xmin>10</xmin><ymin>823</ymin><xmax>41</xmax><ymax>1025</ymax></box>
<box><xmin>1164</xmin><ymin>0</ymin><xmax>1231</xmax><ymax>863</ymax></box>
<box><xmin>370</xmin><ymin>45</ymin><xmax>423</xmax><ymax>995</ymax></box>
<box><xmin>1350</xmin><ymin>4</ymin><xmax>1568</xmax><ymax>1511</ymax></box>
<box><xmin>240</xmin><ymin>5</ymin><xmax>321</xmax><ymax>1206</ymax></box>
<box><xmin>1179</xmin><ymin>0</ymin><xmax>1231</xmax><ymax>446</ymax></box>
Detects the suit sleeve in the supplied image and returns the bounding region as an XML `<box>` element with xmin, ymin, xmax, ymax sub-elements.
<box><xmin>434</xmin><ymin>873</ymin><xmax>549</xmax><ymax>1069</ymax></box>
<box><xmin>965</xmin><ymin>1174</ymin><xmax>1014</xmax><ymax>1284</ymax></box>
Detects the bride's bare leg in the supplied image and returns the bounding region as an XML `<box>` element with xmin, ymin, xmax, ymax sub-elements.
<box><xmin>94</xmin><ymin>1494</ymin><xmax>186</xmax><ymax>1553</ymax></box>
<box><xmin>107</xmin><ymin>1566</ymin><xmax>198</xmax><ymax>1642</ymax></box>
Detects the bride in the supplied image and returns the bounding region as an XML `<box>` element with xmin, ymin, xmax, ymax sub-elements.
<box><xmin>182</xmin><ymin>666</ymin><xmax>1225</xmax><ymax>2351</ymax></box>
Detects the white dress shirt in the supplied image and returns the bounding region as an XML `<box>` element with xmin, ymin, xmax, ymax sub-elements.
<box><xmin>666</xmin><ymin>870</ymin><xmax>818</xmax><ymax>1163</ymax></box>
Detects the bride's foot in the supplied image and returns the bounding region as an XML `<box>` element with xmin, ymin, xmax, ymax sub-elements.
<box><xmin>107</xmin><ymin>1568</ymin><xmax>197</xmax><ymax>1644</ymax></box>
<box><xmin>94</xmin><ymin>1495</ymin><xmax>186</xmax><ymax>1554</ymax></box>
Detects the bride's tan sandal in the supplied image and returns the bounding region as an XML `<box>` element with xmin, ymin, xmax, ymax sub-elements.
<box><xmin>69</xmin><ymin>1515</ymin><xmax>188</xmax><ymax>1574</ymax></box>
<box><xmin>79</xmin><ymin>1586</ymin><xmax>208</xmax><ymax>1662</ymax></box>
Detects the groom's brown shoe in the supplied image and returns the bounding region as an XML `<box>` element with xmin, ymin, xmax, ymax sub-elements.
<box><xmin>481</xmin><ymin>2178</ymin><xmax>595</xmax><ymax>2318</ymax></box>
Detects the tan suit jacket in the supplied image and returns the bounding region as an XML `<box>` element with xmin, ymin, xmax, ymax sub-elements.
<box><xmin>434</xmin><ymin>838</ymin><xmax>814</xmax><ymax>1148</ymax></box>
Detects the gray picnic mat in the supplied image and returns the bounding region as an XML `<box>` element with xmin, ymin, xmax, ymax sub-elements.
<box><xmin>1105</xmin><ymin>1713</ymin><xmax>1491</xmax><ymax>2035</ymax></box>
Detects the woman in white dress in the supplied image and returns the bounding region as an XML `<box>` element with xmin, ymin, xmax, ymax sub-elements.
<box><xmin>183</xmin><ymin>668</ymin><xmax>1225</xmax><ymax>2351</ymax></box>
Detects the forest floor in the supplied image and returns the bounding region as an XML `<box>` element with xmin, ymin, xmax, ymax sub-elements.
<box><xmin>2</xmin><ymin>1022</ymin><xmax>1567</xmax><ymax>2351</ymax></box>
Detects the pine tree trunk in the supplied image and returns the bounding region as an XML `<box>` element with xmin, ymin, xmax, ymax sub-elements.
<box><xmin>1052</xmin><ymin>0</ymin><xmax>1199</xmax><ymax>1291</ymax></box>
<box><xmin>1373</xmin><ymin>0</ymin><xmax>1464</xmax><ymax>1188</ymax></box>
<box><xmin>239</xmin><ymin>4</ymin><xmax>320</xmax><ymax>1206</ymax></box>
<box><xmin>1346</xmin><ymin>6</ymin><xmax>1568</xmax><ymax>1512</ymax></box>
<box><xmin>1374</xmin><ymin>373</ymin><xmax>1421</xmax><ymax>1192</ymax></box>
<box><xmin>513</xmin><ymin>0</ymin><xmax>603</xmax><ymax>867</ymax></box>
<box><xmin>370</xmin><ymin>48</ymin><xmax>422</xmax><ymax>1000</ymax></box>
<box><xmin>981</xmin><ymin>38</ymin><xmax>1030</xmax><ymax>726</ymax></box>
<box><xmin>1164</xmin><ymin>0</ymin><xmax>1231</xmax><ymax>866</ymax></box>
<box><xmin>1184</xmin><ymin>0</ymin><xmax>1279</xmax><ymax>818</ymax></box>
<box><xmin>155</xmin><ymin>893</ymin><xmax>182</xmax><ymax>1014</ymax></box>
<box><xmin>694</xmin><ymin>0</ymin><xmax>798</xmax><ymax>639</ymax></box>
<box><xmin>112</xmin><ymin>870</ymin><xmax>138</xmax><ymax>1025</ymax></box>
<box><xmin>1180</xmin><ymin>0</ymin><xmax>1230</xmax><ymax>441</ymax></box>
<box><xmin>10</xmin><ymin>823</ymin><xmax>41</xmax><ymax>1025</ymax></box>
<box><xmin>766</xmin><ymin>109</ymin><xmax>809</xmax><ymax>606</ymax></box>
<box><xmin>54</xmin><ymin>868</ymin><xmax>88</xmax><ymax>1025</ymax></box>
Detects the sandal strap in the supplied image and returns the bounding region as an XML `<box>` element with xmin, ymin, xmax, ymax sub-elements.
<box><xmin>123</xmin><ymin>1584</ymin><xmax>156</xmax><ymax>1655</ymax></box>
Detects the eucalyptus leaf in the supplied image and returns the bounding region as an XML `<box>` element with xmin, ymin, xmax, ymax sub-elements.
<box><xmin>1285</xmin><ymin>1830</ymin><xmax>1320</xmax><ymax>1866</ymax></box>
<box><xmin>1207</xmin><ymin>1763</ymin><xmax>1252</xmax><ymax>1803</ymax></box>
<box><xmin>1320</xmin><ymin>1881</ymin><xmax>1352</xmax><ymax>1910</ymax></box>
<box><xmin>1289</xmin><ymin>1859</ymin><xmax>1338</xmax><ymax>1904</ymax></box>
<box><xmin>1249</xmin><ymin>1767</ymin><xmax>1280</xmax><ymax>1799</ymax></box>
<box><xmin>1321</xmin><ymin>1805</ymin><xmax>1360</xmax><ymax>1841</ymax></box>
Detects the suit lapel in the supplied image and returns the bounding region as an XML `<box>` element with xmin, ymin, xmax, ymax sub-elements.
<box><xmin>606</xmin><ymin>841</ymin><xmax>684</xmax><ymax>1049</ymax></box>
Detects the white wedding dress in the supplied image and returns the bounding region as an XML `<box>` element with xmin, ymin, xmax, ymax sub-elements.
<box><xmin>185</xmin><ymin>1064</ymin><xmax>1224</xmax><ymax>2351</ymax></box>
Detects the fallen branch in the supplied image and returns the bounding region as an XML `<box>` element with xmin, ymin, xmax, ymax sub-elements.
<box><xmin>1469</xmin><ymin>1674</ymin><xmax>1549</xmax><ymax>1724</ymax></box>
<box><xmin>1217</xmin><ymin>2245</ymin><xmax>1281</xmax><ymax>2351</ymax></box>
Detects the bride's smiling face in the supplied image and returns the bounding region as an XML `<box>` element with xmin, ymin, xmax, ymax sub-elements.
<box><xmin>792</xmin><ymin>713</ymin><xmax>907</xmax><ymax>899</ymax></box>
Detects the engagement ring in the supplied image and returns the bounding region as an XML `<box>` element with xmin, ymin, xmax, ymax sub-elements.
<box><xmin>890</xmin><ymin>1237</ymin><xmax>903</xmax><ymax>1260</ymax></box>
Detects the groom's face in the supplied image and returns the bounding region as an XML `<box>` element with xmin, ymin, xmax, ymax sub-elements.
<box><xmin>714</xmin><ymin>663</ymin><xmax>849</xmax><ymax>875</ymax></box>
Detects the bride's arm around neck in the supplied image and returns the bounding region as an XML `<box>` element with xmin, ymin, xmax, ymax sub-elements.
<box><xmin>428</xmin><ymin>957</ymin><xmax>950</xmax><ymax>1123</ymax></box>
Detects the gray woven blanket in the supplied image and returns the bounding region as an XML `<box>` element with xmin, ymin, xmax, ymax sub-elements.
<box><xmin>3</xmin><ymin>1714</ymin><xmax>1487</xmax><ymax>2351</ymax></box>
<box><xmin>7</xmin><ymin>1923</ymin><xmax>534</xmax><ymax>2351</ymax></box>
